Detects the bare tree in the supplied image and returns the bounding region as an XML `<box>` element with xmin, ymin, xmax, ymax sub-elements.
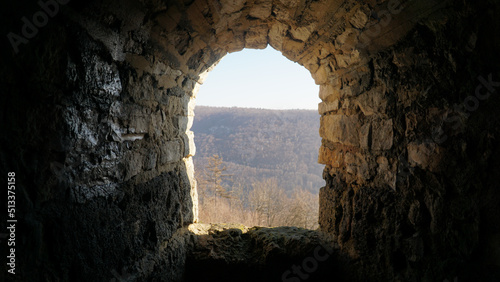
<box><xmin>206</xmin><ymin>155</ymin><xmax>233</xmax><ymax>202</ymax></box>
<box><xmin>286</xmin><ymin>188</ymin><xmax>319</xmax><ymax>229</ymax></box>
<box><xmin>197</xmin><ymin>154</ymin><xmax>234</xmax><ymax>223</ymax></box>
<box><xmin>249</xmin><ymin>178</ymin><xmax>287</xmax><ymax>227</ymax></box>
<box><xmin>197</xmin><ymin>159</ymin><xmax>319</xmax><ymax>228</ymax></box>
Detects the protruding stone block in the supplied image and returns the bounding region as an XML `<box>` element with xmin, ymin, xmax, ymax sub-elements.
<box><xmin>220</xmin><ymin>0</ymin><xmax>246</xmax><ymax>14</ymax></box>
<box><xmin>183</xmin><ymin>131</ymin><xmax>196</xmax><ymax>157</ymax></box>
<box><xmin>355</xmin><ymin>87</ymin><xmax>388</xmax><ymax>116</ymax></box>
<box><xmin>311</xmin><ymin>65</ymin><xmax>328</xmax><ymax>85</ymax></box>
<box><xmin>320</xmin><ymin>114</ymin><xmax>360</xmax><ymax>146</ymax></box>
<box><xmin>318</xmin><ymin>100</ymin><xmax>339</xmax><ymax>115</ymax></box>
<box><xmin>248</xmin><ymin>1</ymin><xmax>272</xmax><ymax>19</ymax></box>
<box><xmin>268</xmin><ymin>23</ymin><xmax>288</xmax><ymax>50</ymax></box>
<box><xmin>334</xmin><ymin>50</ymin><xmax>360</xmax><ymax>68</ymax></box>
<box><xmin>289</xmin><ymin>24</ymin><xmax>315</xmax><ymax>42</ymax></box>
<box><xmin>407</xmin><ymin>141</ymin><xmax>443</xmax><ymax>172</ymax></box>
<box><xmin>160</xmin><ymin>140</ymin><xmax>182</xmax><ymax>165</ymax></box>
<box><xmin>318</xmin><ymin>145</ymin><xmax>344</xmax><ymax>167</ymax></box>
<box><xmin>371</xmin><ymin>119</ymin><xmax>393</xmax><ymax>150</ymax></box>
<box><xmin>245</xmin><ymin>26</ymin><xmax>268</xmax><ymax>49</ymax></box>
<box><xmin>177</xmin><ymin>116</ymin><xmax>192</xmax><ymax>133</ymax></box>
<box><xmin>319</xmin><ymin>84</ymin><xmax>340</xmax><ymax>101</ymax></box>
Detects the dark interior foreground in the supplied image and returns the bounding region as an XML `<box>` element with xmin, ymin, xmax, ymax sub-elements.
<box><xmin>1</xmin><ymin>0</ymin><xmax>500</xmax><ymax>281</ymax></box>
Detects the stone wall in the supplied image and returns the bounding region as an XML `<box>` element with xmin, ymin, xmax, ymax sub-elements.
<box><xmin>1</xmin><ymin>0</ymin><xmax>499</xmax><ymax>281</ymax></box>
<box><xmin>318</xmin><ymin>1</ymin><xmax>500</xmax><ymax>279</ymax></box>
<box><xmin>1</xmin><ymin>1</ymin><xmax>199</xmax><ymax>280</ymax></box>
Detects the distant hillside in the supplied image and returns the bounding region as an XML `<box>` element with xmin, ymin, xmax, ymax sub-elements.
<box><xmin>192</xmin><ymin>106</ymin><xmax>324</xmax><ymax>194</ymax></box>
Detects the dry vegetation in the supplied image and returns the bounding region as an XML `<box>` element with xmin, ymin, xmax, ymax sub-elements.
<box><xmin>196</xmin><ymin>154</ymin><xmax>319</xmax><ymax>229</ymax></box>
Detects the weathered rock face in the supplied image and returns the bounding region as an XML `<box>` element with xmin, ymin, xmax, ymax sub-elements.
<box><xmin>318</xmin><ymin>3</ymin><xmax>500</xmax><ymax>279</ymax></box>
<box><xmin>1</xmin><ymin>0</ymin><xmax>499</xmax><ymax>281</ymax></box>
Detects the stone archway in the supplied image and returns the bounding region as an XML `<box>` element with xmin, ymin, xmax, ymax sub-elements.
<box><xmin>2</xmin><ymin>0</ymin><xmax>500</xmax><ymax>281</ymax></box>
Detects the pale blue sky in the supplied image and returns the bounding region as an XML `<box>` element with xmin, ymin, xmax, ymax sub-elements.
<box><xmin>195</xmin><ymin>46</ymin><xmax>320</xmax><ymax>110</ymax></box>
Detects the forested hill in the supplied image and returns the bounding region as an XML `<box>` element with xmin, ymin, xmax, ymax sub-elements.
<box><xmin>192</xmin><ymin>106</ymin><xmax>325</xmax><ymax>194</ymax></box>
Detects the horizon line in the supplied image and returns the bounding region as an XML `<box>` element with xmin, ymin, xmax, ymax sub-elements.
<box><xmin>195</xmin><ymin>105</ymin><xmax>319</xmax><ymax>111</ymax></box>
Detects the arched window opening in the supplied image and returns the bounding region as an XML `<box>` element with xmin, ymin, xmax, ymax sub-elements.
<box><xmin>193</xmin><ymin>47</ymin><xmax>322</xmax><ymax>229</ymax></box>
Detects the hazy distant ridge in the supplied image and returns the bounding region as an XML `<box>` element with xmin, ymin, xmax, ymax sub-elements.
<box><xmin>192</xmin><ymin>106</ymin><xmax>324</xmax><ymax>193</ymax></box>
